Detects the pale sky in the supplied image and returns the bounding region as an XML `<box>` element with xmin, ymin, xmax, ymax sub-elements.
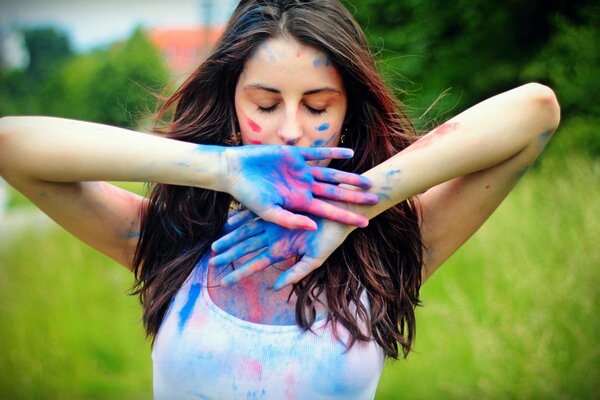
<box><xmin>0</xmin><ymin>0</ymin><xmax>237</xmax><ymax>51</ymax></box>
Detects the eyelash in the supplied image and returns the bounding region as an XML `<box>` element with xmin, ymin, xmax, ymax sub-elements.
<box><xmin>256</xmin><ymin>104</ymin><xmax>326</xmax><ymax>116</ymax></box>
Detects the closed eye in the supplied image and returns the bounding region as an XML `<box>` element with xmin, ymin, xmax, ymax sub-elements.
<box><xmin>257</xmin><ymin>104</ymin><xmax>279</xmax><ymax>113</ymax></box>
<box><xmin>305</xmin><ymin>105</ymin><xmax>326</xmax><ymax>116</ymax></box>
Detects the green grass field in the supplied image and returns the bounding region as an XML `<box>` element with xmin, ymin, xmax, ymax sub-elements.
<box><xmin>1</xmin><ymin>154</ymin><xmax>598</xmax><ymax>399</ymax></box>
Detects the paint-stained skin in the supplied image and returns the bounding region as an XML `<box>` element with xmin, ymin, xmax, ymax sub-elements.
<box><xmin>234</xmin><ymin>37</ymin><xmax>347</xmax><ymax>157</ymax></box>
<box><xmin>536</xmin><ymin>130</ymin><xmax>552</xmax><ymax>149</ymax></box>
<box><xmin>248</xmin><ymin>117</ymin><xmax>263</xmax><ymax>133</ymax></box>
<box><xmin>316</xmin><ymin>123</ymin><xmax>330</xmax><ymax>132</ymax></box>
<box><xmin>311</xmin><ymin>132</ymin><xmax>337</xmax><ymax>148</ymax></box>
<box><xmin>224</xmin><ymin>144</ymin><xmax>377</xmax><ymax>229</ymax></box>
<box><xmin>210</xmin><ymin>210</ymin><xmax>347</xmax><ymax>290</ymax></box>
<box><xmin>313</xmin><ymin>55</ymin><xmax>332</xmax><ymax>68</ymax></box>
<box><xmin>403</xmin><ymin>121</ymin><xmax>461</xmax><ymax>153</ymax></box>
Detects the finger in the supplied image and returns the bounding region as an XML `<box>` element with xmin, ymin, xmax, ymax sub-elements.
<box><xmin>312</xmin><ymin>182</ymin><xmax>379</xmax><ymax>205</ymax></box>
<box><xmin>309</xmin><ymin>166</ymin><xmax>373</xmax><ymax>189</ymax></box>
<box><xmin>212</xmin><ymin>220</ymin><xmax>265</xmax><ymax>253</ymax></box>
<box><xmin>298</xmin><ymin>147</ymin><xmax>354</xmax><ymax>161</ymax></box>
<box><xmin>261</xmin><ymin>207</ymin><xmax>317</xmax><ymax>231</ymax></box>
<box><xmin>219</xmin><ymin>252</ymin><xmax>278</xmax><ymax>287</ymax></box>
<box><xmin>304</xmin><ymin>199</ymin><xmax>369</xmax><ymax>228</ymax></box>
<box><xmin>210</xmin><ymin>233</ymin><xmax>269</xmax><ymax>267</ymax></box>
<box><xmin>225</xmin><ymin>208</ymin><xmax>256</xmax><ymax>231</ymax></box>
<box><xmin>274</xmin><ymin>256</ymin><xmax>323</xmax><ymax>291</ymax></box>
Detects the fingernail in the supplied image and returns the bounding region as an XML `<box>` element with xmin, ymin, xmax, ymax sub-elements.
<box><xmin>367</xmin><ymin>194</ymin><xmax>379</xmax><ymax>204</ymax></box>
<box><xmin>273</xmin><ymin>279</ymin><xmax>285</xmax><ymax>291</ymax></box>
<box><xmin>300</xmin><ymin>220</ymin><xmax>317</xmax><ymax>230</ymax></box>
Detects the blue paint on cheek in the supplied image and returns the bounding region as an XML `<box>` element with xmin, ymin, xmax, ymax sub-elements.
<box><xmin>316</xmin><ymin>123</ymin><xmax>330</xmax><ymax>132</ymax></box>
<box><xmin>178</xmin><ymin>283</ymin><xmax>201</xmax><ymax>333</ymax></box>
<box><xmin>312</xmin><ymin>139</ymin><xmax>326</xmax><ymax>147</ymax></box>
<box><xmin>387</xmin><ymin>169</ymin><xmax>402</xmax><ymax>177</ymax></box>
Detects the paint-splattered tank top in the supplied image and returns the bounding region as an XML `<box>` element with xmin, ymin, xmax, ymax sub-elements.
<box><xmin>152</xmin><ymin>253</ymin><xmax>385</xmax><ymax>399</ymax></box>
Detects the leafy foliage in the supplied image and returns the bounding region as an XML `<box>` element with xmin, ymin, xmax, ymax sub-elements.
<box><xmin>1</xmin><ymin>26</ymin><xmax>169</xmax><ymax>128</ymax></box>
<box><xmin>347</xmin><ymin>0</ymin><xmax>600</xmax><ymax>156</ymax></box>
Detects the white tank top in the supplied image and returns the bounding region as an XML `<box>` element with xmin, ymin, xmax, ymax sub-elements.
<box><xmin>152</xmin><ymin>253</ymin><xmax>385</xmax><ymax>399</ymax></box>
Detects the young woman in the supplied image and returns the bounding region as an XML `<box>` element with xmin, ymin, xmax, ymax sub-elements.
<box><xmin>0</xmin><ymin>0</ymin><xmax>560</xmax><ymax>398</ymax></box>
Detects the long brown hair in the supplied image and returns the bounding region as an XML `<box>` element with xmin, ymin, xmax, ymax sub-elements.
<box><xmin>133</xmin><ymin>0</ymin><xmax>424</xmax><ymax>359</ymax></box>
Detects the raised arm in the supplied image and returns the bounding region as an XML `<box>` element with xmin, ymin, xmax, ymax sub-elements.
<box><xmin>360</xmin><ymin>83</ymin><xmax>560</xmax><ymax>280</ymax></box>
<box><xmin>0</xmin><ymin>116</ymin><xmax>376</xmax><ymax>269</ymax></box>
<box><xmin>210</xmin><ymin>83</ymin><xmax>561</xmax><ymax>288</ymax></box>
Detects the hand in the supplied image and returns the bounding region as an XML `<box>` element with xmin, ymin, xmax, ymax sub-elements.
<box><xmin>209</xmin><ymin>209</ymin><xmax>353</xmax><ymax>290</ymax></box>
<box><xmin>222</xmin><ymin>145</ymin><xmax>377</xmax><ymax>230</ymax></box>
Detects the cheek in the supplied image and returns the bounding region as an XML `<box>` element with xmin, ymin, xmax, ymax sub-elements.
<box><xmin>238</xmin><ymin>110</ymin><xmax>266</xmax><ymax>145</ymax></box>
<box><xmin>309</xmin><ymin>122</ymin><xmax>342</xmax><ymax>148</ymax></box>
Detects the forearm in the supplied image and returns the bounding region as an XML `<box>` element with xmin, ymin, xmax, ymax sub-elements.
<box><xmin>0</xmin><ymin>116</ymin><xmax>226</xmax><ymax>190</ymax></box>
<box><xmin>353</xmin><ymin>83</ymin><xmax>560</xmax><ymax>218</ymax></box>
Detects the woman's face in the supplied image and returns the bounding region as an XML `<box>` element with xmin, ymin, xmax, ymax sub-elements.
<box><xmin>234</xmin><ymin>36</ymin><xmax>347</xmax><ymax>148</ymax></box>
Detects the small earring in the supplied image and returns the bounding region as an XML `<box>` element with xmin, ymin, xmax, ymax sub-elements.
<box><xmin>340</xmin><ymin>126</ymin><xmax>348</xmax><ymax>144</ymax></box>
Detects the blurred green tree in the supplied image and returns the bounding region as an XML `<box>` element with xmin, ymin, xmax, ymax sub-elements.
<box><xmin>23</xmin><ymin>27</ymin><xmax>73</xmax><ymax>82</ymax></box>
<box><xmin>23</xmin><ymin>26</ymin><xmax>168</xmax><ymax>128</ymax></box>
<box><xmin>347</xmin><ymin>0</ymin><xmax>595</xmax><ymax>124</ymax></box>
<box><xmin>1</xmin><ymin>26</ymin><xmax>73</xmax><ymax>116</ymax></box>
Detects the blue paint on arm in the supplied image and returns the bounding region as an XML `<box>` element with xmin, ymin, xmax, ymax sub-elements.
<box><xmin>178</xmin><ymin>283</ymin><xmax>201</xmax><ymax>333</ymax></box>
<box><xmin>536</xmin><ymin>131</ymin><xmax>552</xmax><ymax>149</ymax></box>
<box><xmin>194</xmin><ymin>144</ymin><xmax>225</xmax><ymax>154</ymax></box>
<box><xmin>174</xmin><ymin>161</ymin><xmax>191</xmax><ymax>168</ymax></box>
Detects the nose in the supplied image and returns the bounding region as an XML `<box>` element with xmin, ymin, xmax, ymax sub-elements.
<box><xmin>277</xmin><ymin>110</ymin><xmax>304</xmax><ymax>145</ymax></box>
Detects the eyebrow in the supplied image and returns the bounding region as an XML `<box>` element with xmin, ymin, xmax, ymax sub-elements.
<box><xmin>244</xmin><ymin>84</ymin><xmax>341</xmax><ymax>95</ymax></box>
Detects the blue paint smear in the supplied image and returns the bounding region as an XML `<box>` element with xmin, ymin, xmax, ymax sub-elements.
<box><xmin>195</xmin><ymin>144</ymin><xmax>225</xmax><ymax>153</ymax></box>
<box><xmin>313</xmin><ymin>55</ymin><xmax>332</xmax><ymax>67</ymax></box>
<box><xmin>387</xmin><ymin>169</ymin><xmax>402</xmax><ymax>176</ymax></box>
<box><xmin>174</xmin><ymin>161</ymin><xmax>190</xmax><ymax>168</ymax></box>
<box><xmin>536</xmin><ymin>131</ymin><xmax>552</xmax><ymax>149</ymax></box>
<box><xmin>311</xmin><ymin>133</ymin><xmax>337</xmax><ymax>147</ymax></box>
<box><xmin>316</xmin><ymin>123</ymin><xmax>330</xmax><ymax>132</ymax></box>
<box><xmin>178</xmin><ymin>283</ymin><xmax>201</xmax><ymax>333</ymax></box>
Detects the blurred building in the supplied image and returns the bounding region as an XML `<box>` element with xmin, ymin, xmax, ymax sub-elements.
<box><xmin>148</xmin><ymin>26</ymin><xmax>223</xmax><ymax>77</ymax></box>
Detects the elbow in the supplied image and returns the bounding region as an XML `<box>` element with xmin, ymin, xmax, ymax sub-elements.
<box><xmin>521</xmin><ymin>82</ymin><xmax>561</xmax><ymax>133</ymax></box>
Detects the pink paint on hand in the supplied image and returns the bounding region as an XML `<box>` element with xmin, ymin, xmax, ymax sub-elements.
<box><xmin>247</xmin><ymin>118</ymin><xmax>262</xmax><ymax>133</ymax></box>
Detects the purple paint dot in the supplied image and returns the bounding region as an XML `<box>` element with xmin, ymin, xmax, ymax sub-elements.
<box><xmin>316</xmin><ymin>123</ymin><xmax>330</xmax><ymax>132</ymax></box>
